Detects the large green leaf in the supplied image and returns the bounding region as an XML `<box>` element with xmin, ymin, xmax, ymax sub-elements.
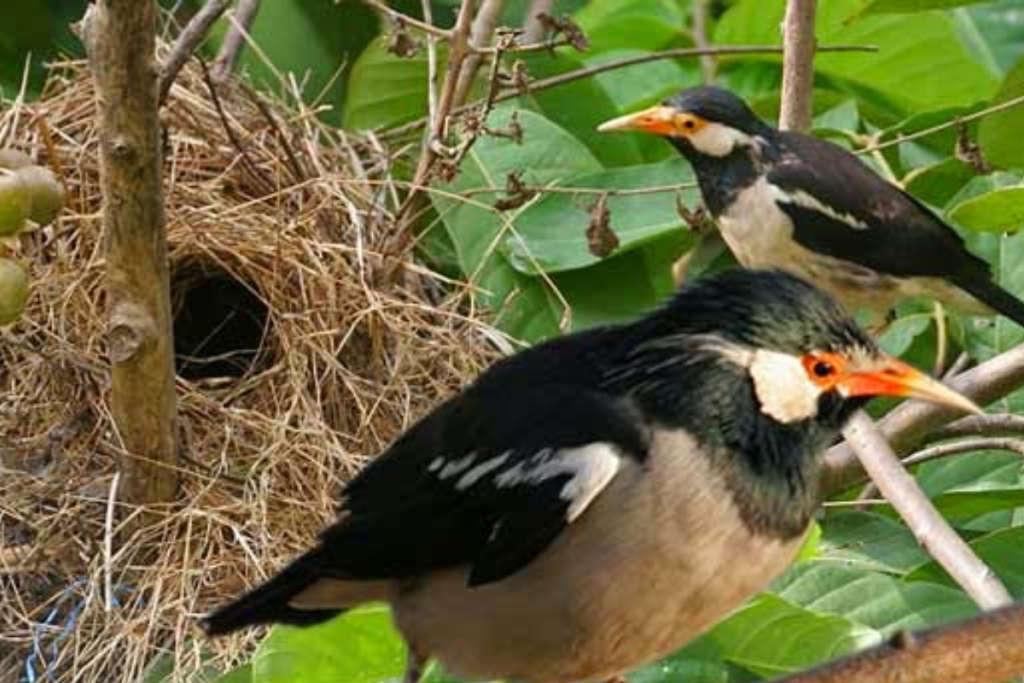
<box><xmin>818</xmin><ymin>511</ymin><xmax>930</xmax><ymax>574</ymax></box>
<box><xmin>504</xmin><ymin>158</ymin><xmax>698</xmax><ymax>274</ymax></box>
<box><xmin>252</xmin><ymin>606</ymin><xmax>405</xmax><ymax>683</ymax></box>
<box><xmin>858</xmin><ymin>0</ymin><xmax>989</xmax><ymax>14</ymax></box>
<box><xmin>519</xmin><ymin>52</ymin><xmax>647</xmax><ymax>167</ymax></box>
<box><xmin>343</xmin><ymin>37</ymin><xmax>430</xmax><ymax>130</ymax></box>
<box><xmin>432</xmin><ymin>107</ymin><xmax>601</xmax><ymax>341</ymax></box>
<box><xmin>574</xmin><ymin>0</ymin><xmax>686</xmax><ymax>53</ymax></box>
<box><xmin>957</xmin><ymin>228</ymin><xmax>1024</xmax><ymax>359</ymax></box>
<box><xmin>773</xmin><ymin>563</ymin><xmax>976</xmax><ymax>635</ymax></box>
<box><xmin>906</xmin><ymin>526</ymin><xmax>1024</xmax><ymax>596</ymax></box>
<box><xmin>947</xmin><ymin>186</ymin><xmax>1024</xmax><ymax>232</ymax></box>
<box><xmin>706</xmin><ymin>594</ymin><xmax>880</xmax><ymax>677</ymax></box>
<box><xmin>715</xmin><ymin>0</ymin><xmax>999</xmax><ymax>113</ymax></box>
<box><xmin>965</xmin><ymin>0</ymin><xmax>1024</xmax><ymax>73</ymax></box>
<box><xmin>979</xmin><ymin>55</ymin><xmax>1024</xmax><ymax>170</ymax></box>
<box><xmin>903</xmin><ymin>158</ymin><xmax>977</xmax><ymax>207</ymax></box>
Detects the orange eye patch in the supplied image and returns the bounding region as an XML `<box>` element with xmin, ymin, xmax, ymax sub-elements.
<box><xmin>800</xmin><ymin>352</ymin><xmax>846</xmax><ymax>388</ymax></box>
<box><xmin>674</xmin><ymin>114</ymin><xmax>706</xmax><ymax>135</ymax></box>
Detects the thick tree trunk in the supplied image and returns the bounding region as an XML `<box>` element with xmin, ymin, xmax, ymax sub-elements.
<box><xmin>85</xmin><ymin>0</ymin><xmax>178</xmax><ymax>504</ymax></box>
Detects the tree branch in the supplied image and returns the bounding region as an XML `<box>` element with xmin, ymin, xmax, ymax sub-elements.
<box><xmin>84</xmin><ymin>0</ymin><xmax>178</xmax><ymax>505</ymax></box>
<box><xmin>779</xmin><ymin>0</ymin><xmax>817</xmax><ymax>131</ymax></box>
<box><xmin>691</xmin><ymin>0</ymin><xmax>715</xmax><ymax>83</ymax></box>
<box><xmin>823</xmin><ymin>343</ymin><xmax>1024</xmax><ymax>493</ymax></box>
<box><xmin>841</xmin><ymin>412</ymin><xmax>1012</xmax><ymax>609</ymax></box>
<box><xmin>522</xmin><ymin>0</ymin><xmax>556</xmax><ymax>43</ymax></box>
<box><xmin>931</xmin><ymin>413</ymin><xmax>1024</xmax><ymax>442</ymax></box>
<box><xmin>210</xmin><ymin>0</ymin><xmax>262</xmax><ymax>83</ymax></box>
<box><xmin>453</xmin><ymin>0</ymin><xmax>508</xmax><ymax>107</ymax></box>
<box><xmin>379</xmin><ymin>43</ymin><xmax>876</xmax><ymax>141</ymax></box>
<box><xmin>158</xmin><ymin>0</ymin><xmax>231</xmax><ymax>103</ymax></box>
<box><xmin>768</xmin><ymin>600</ymin><xmax>1024</xmax><ymax>683</ymax></box>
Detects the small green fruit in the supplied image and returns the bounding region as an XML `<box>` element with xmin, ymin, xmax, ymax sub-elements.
<box><xmin>0</xmin><ymin>257</ymin><xmax>28</xmax><ymax>325</ymax></box>
<box><xmin>17</xmin><ymin>165</ymin><xmax>65</xmax><ymax>225</ymax></box>
<box><xmin>0</xmin><ymin>149</ymin><xmax>32</xmax><ymax>170</ymax></box>
<box><xmin>0</xmin><ymin>172</ymin><xmax>30</xmax><ymax>236</ymax></box>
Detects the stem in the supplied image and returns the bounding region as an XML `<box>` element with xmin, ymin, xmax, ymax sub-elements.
<box><xmin>841</xmin><ymin>413</ymin><xmax>1011</xmax><ymax>609</ymax></box>
<box><xmin>84</xmin><ymin>0</ymin><xmax>178</xmax><ymax>505</ymax></box>
<box><xmin>453</xmin><ymin>0</ymin><xmax>508</xmax><ymax>106</ymax></box>
<box><xmin>211</xmin><ymin>0</ymin><xmax>262</xmax><ymax>83</ymax></box>
<box><xmin>779</xmin><ymin>0</ymin><xmax>817</xmax><ymax>132</ymax></box>
<box><xmin>159</xmin><ymin>0</ymin><xmax>231</xmax><ymax>103</ymax></box>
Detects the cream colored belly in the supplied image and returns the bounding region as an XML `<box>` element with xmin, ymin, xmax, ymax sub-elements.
<box><xmin>716</xmin><ymin>181</ymin><xmax>983</xmax><ymax>320</ymax></box>
<box><xmin>392</xmin><ymin>431</ymin><xmax>807</xmax><ymax>683</ymax></box>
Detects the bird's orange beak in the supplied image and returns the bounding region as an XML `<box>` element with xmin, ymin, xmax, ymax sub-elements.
<box><xmin>839</xmin><ymin>357</ymin><xmax>981</xmax><ymax>414</ymax></box>
<box><xmin>597</xmin><ymin>105</ymin><xmax>679</xmax><ymax>136</ymax></box>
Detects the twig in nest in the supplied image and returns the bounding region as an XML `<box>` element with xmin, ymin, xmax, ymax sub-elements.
<box><xmin>586</xmin><ymin>193</ymin><xmax>618</xmax><ymax>257</ymax></box>
<box><xmin>211</xmin><ymin>0</ymin><xmax>263</xmax><ymax>83</ymax></box>
<box><xmin>159</xmin><ymin>0</ymin><xmax>231</xmax><ymax>103</ymax></box>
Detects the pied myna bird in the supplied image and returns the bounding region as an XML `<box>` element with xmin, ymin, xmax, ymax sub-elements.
<box><xmin>599</xmin><ymin>86</ymin><xmax>1024</xmax><ymax>327</ymax></box>
<box><xmin>203</xmin><ymin>270</ymin><xmax>977</xmax><ymax>683</ymax></box>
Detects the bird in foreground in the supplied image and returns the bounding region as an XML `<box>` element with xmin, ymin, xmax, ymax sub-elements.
<box><xmin>598</xmin><ymin>86</ymin><xmax>1024</xmax><ymax>328</ymax></box>
<box><xmin>203</xmin><ymin>270</ymin><xmax>978</xmax><ymax>683</ymax></box>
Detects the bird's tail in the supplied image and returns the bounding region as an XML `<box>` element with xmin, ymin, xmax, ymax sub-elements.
<box><xmin>201</xmin><ymin>549</ymin><xmax>342</xmax><ymax>636</ymax></box>
<box><xmin>955</xmin><ymin>276</ymin><xmax>1024</xmax><ymax>329</ymax></box>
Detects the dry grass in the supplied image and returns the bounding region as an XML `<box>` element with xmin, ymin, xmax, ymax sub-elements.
<box><xmin>0</xmin><ymin>51</ymin><xmax>501</xmax><ymax>683</ymax></box>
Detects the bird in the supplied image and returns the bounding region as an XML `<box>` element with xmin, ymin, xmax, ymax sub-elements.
<box><xmin>202</xmin><ymin>269</ymin><xmax>977</xmax><ymax>683</ymax></box>
<box><xmin>598</xmin><ymin>85</ymin><xmax>1024</xmax><ymax>328</ymax></box>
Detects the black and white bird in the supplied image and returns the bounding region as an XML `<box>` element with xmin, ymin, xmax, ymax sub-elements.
<box><xmin>203</xmin><ymin>270</ymin><xmax>977</xmax><ymax>683</ymax></box>
<box><xmin>599</xmin><ymin>86</ymin><xmax>1024</xmax><ymax>327</ymax></box>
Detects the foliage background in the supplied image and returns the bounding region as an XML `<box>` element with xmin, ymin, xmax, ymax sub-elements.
<box><xmin>4</xmin><ymin>0</ymin><xmax>1024</xmax><ymax>682</ymax></box>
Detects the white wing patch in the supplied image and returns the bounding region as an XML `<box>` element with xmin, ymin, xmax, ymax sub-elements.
<box><xmin>749</xmin><ymin>349</ymin><xmax>822</xmax><ymax>423</ymax></box>
<box><xmin>493</xmin><ymin>443</ymin><xmax>622</xmax><ymax>522</ymax></box>
<box><xmin>773</xmin><ymin>186</ymin><xmax>870</xmax><ymax>231</ymax></box>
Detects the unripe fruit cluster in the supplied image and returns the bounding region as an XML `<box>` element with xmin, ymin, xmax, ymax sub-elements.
<box><xmin>0</xmin><ymin>149</ymin><xmax>66</xmax><ymax>325</ymax></box>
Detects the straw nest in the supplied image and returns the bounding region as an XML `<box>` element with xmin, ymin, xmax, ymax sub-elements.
<box><xmin>0</xmin><ymin>55</ymin><xmax>501</xmax><ymax>683</ymax></box>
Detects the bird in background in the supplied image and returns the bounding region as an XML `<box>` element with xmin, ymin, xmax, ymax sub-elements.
<box><xmin>203</xmin><ymin>269</ymin><xmax>977</xmax><ymax>683</ymax></box>
<box><xmin>598</xmin><ymin>85</ymin><xmax>1024</xmax><ymax>329</ymax></box>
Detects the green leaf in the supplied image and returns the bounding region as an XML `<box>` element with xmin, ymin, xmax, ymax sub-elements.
<box><xmin>979</xmin><ymin>55</ymin><xmax>1024</xmax><ymax>169</ymax></box>
<box><xmin>707</xmin><ymin>594</ymin><xmax>880</xmax><ymax>677</ymax></box>
<box><xmin>505</xmin><ymin>158</ymin><xmax>698</xmax><ymax>274</ymax></box>
<box><xmin>520</xmin><ymin>52</ymin><xmax>646</xmax><ymax>167</ymax></box>
<box><xmin>965</xmin><ymin>0</ymin><xmax>1024</xmax><ymax>73</ymax></box>
<box><xmin>628</xmin><ymin>657</ymin><xmax>731</xmax><ymax>683</ymax></box>
<box><xmin>432</xmin><ymin>107</ymin><xmax>601</xmax><ymax>341</ymax></box>
<box><xmin>906</xmin><ymin>526</ymin><xmax>1024</xmax><ymax>596</ymax></box>
<box><xmin>818</xmin><ymin>511</ymin><xmax>930</xmax><ymax>574</ymax></box>
<box><xmin>859</xmin><ymin>0</ymin><xmax>989</xmax><ymax>15</ymax></box>
<box><xmin>774</xmin><ymin>563</ymin><xmax>976</xmax><ymax>635</ymax></box>
<box><xmin>715</xmin><ymin>0</ymin><xmax>999</xmax><ymax>113</ymax></box>
<box><xmin>929</xmin><ymin>488</ymin><xmax>1024</xmax><ymax>518</ymax></box>
<box><xmin>214</xmin><ymin>665</ymin><xmax>254</xmax><ymax>683</ymax></box>
<box><xmin>957</xmin><ymin>228</ymin><xmax>1024</xmax><ymax>359</ymax></box>
<box><xmin>343</xmin><ymin>37</ymin><xmax>430</xmax><ymax>130</ymax></box>
<box><xmin>252</xmin><ymin>605</ymin><xmax>406</xmax><ymax>683</ymax></box>
<box><xmin>574</xmin><ymin>0</ymin><xmax>686</xmax><ymax>52</ymax></box>
<box><xmin>903</xmin><ymin>158</ymin><xmax>977</xmax><ymax>207</ymax></box>
<box><xmin>877</xmin><ymin>315</ymin><xmax>933</xmax><ymax>358</ymax></box>
<box><xmin>948</xmin><ymin>186</ymin><xmax>1024</xmax><ymax>232</ymax></box>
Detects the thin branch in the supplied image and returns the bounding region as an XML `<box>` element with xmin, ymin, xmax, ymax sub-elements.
<box><xmin>861</xmin><ymin>90</ymin><xmax>1024</xmax><ymax>154</ymax></box>
<box><xmin>211</xmin><ymin>0</ymin><xmax>262</xmax><ymax>83</ymax></box>
<box><xmin>453</xmin><ymin>0</ymin><xmax>508</xmax><ymax>106</ymax></box>
<box><xmin>904</xmin><ymin>437</ymin><xmax>1024</xmax><ymax>467</ymax></box>
<box><xmin>768</xmin><ymin>599</ymin><xmax>1024</xmax><ymax>683</ymax></box>
<box><xmin>779</xmin><ymin>0</ymin><xmax>817</xmax><ymax>132</ymax></box>
<box><xmin>365</xmin><ymin>0</ymin><xmax>453</xmax><ymax>40</ymax></box>
<box><xmin>158</xmin><ymin>0</ymin><xmax>231</xmax><ymax>103</ymax></box>
<box><xmin>379</xmin><ymin>43</ymin><xmax>877</xmax><ymax>140</ymax></box>
<box><xmin>823</xmin><ymin>342</ymin><xmax>1024</xmax><ymax>494</ymax></box>
<box><xmin>931</xmin><ymin>413</ymin><xmax>1024</xmax><ymax>442</ymax></box>
<box><xmin>691</xmin><ymin>0</ymin><xmax>715</xmax><ymax>84</ymax></box>
<box><xmin>421</xmin><ymin>0</ymin><xmax>439</xmax><ymax>126</ymax></box>
<box><xmin>841</xmin><ymin>412</ymin><xmax>1012</xmax><ymax>609</ymax></box>
<box><xmin>522</xmin><ymin>0</ymin><xmax>556</xmax><ymax>43</ymax></box>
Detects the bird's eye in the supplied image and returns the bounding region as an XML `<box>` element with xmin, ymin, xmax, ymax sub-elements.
<box><xmin>812</xmin><ymin>360</ymin><xmax>835</xmax><ymax>378</ymax></box>
<box><xmin>682</xmin><ymin>119</ymin><xmax>696</xmax><ymax>129</ymax></box>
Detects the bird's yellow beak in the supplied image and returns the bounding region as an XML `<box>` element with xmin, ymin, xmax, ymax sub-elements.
<box><xmin>839</xmin><ymin>357</ymin><xmax>981</xmax><ymax>414</ymax></box>
<box><xmin>597</xmin><ymin>105</ymin><xmax>680</xmax><ymax>136</ymax></box>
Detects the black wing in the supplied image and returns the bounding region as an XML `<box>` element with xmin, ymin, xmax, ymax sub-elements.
<box><xmin>315</xmin><ymin>380</ymin><xmax>648</xmax><ymax>586</ymax></box>
<box><xmin>767</xmin><ymin>131</ymin><xmax>990</xmax><ymax>281</ymax></box>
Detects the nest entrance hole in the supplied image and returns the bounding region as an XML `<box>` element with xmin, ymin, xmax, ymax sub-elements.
<box><xmin>171</xmin><ymin>259</ymin><xmax>270</xmax><ymax>380</ymax></box>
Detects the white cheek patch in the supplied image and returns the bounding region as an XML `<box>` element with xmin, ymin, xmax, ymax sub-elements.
<box><xmin>689</xmin><ymin>122</ymin><xmax>753</xmax><ymax>157</ymax></box>
<box><xmin>749</xmin><ymin>350</ymin><xmax>823</xmax><ymax>423</ymax></box>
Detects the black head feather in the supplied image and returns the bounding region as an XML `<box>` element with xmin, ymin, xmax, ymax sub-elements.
<box><xmin>665</xmin><ymin>86</ymin><xmax>774</xmax><ymax>137</ymax></box>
